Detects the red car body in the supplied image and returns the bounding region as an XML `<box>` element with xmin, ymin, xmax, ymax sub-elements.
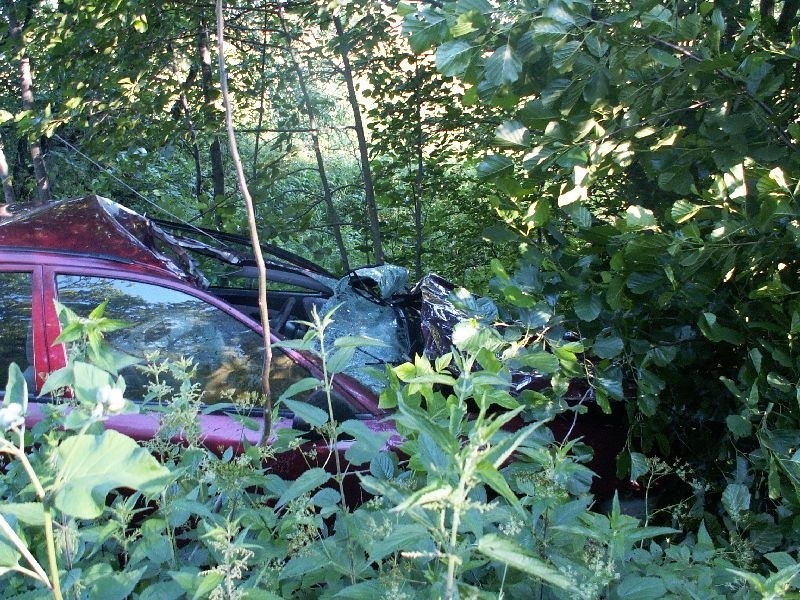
<box><xmin>0</xmin><ymin>196</ymin><xmax>395</xmax><ymax>471</ymax></box>
<box><xmin>0</xmin><ymin>195</ymin><xmax>627</xmax><ymax>497</ymax></box>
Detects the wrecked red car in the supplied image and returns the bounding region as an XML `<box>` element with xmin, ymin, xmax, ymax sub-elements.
<box><xmin>0</xmin><ymin>195</ymin><xmax>399</xmax><ymax>467</ymax></box>
<box><xmin>0</xmin><ymin>195</ymin><xmax>625</xmax><ymax>492</ymax></box>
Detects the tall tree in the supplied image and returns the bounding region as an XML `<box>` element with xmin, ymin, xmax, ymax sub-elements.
<box><xmin>198</xmin><ymin>13</ymin><xmax>226</xmax><ymax>226</ymax></box>
<box><xmin>0</xmin><ymin>137</ymin><xmax>16</xmax><ymax>204</ymax></box>
<box><xmin>6</xmin><ymin>0</ymin><xmax>49</xmax><ymax>204</ymax></box>
<box><xmin>332</xmin><ymin>15</ymin><xmax>384</xmax><ymax>265</ymax></box>
<box><xmin>277</xmin><ymin>4</ymin><xmax>350</xmax><ymax>271</ymax></box>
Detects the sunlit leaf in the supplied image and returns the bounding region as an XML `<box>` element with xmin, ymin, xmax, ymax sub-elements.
<box><xmin>436</xmin><ymin>40</ymin><xmax>473</xmax><ymax>76</ymax></box>
<box><xmin>485</xmin><ymin>45</ymin><xmax>522</xmax><ymax>85</ymax></box>
<box><xmin>494</xmin><ymin>120</ymin><xmax>529</xmax><ymax>148</ymax></box>
<box><xmin>53</xmin><ymin>430</ymin><xmax>171</xmax><ymax>519</ymax></box>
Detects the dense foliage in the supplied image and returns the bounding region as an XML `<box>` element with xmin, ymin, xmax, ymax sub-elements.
<box><xmin>2</xmin><ymin>0</ymin><xmax>800</xmax><ymax>596</ymax></box>
<box><xmin>3</xmin><ymin>307</ymin><xmax>800</xmax><ymax>598</ymax></box>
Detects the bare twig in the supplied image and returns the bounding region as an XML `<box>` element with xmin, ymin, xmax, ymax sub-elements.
<box><xmin>216</xmin><ymin>0</ymin><xmax>274</xmax><ymax>444</ymax></box>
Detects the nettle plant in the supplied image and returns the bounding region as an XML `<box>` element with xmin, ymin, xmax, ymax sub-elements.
<box><xmin>2</xmin><ymin>301</ymin><xmax>799</xmax><ymax>599</ymax></box>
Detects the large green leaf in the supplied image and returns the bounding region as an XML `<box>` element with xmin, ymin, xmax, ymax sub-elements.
<box><xmin>275</xmin><ymin>468</ymin><xmax>330</xmax><ymax>509</ymax></box>
<box><xmin>485</xmin><ymin>45</ymin><xmax>522</xmax><ymax>86</ymax></box>
<box><xmin>476</xmin><ymin>534</ymin><xmax>577</xmax><ymax>592</ymax></box>
<box><xmin>574</xmin><ymin>293</ymin><xmax>602</xmax><ymax>321</ymax></box>
<box><xmin>477</xmin><ymin>154</ymin><xmax>514</xmax><ymax>178</ymax></box>
<box><xmin>404</xmin><ymin>10</ymin><xmax>448</xmax><ymax>53</ymax></box>
<box><xmin>53</xmin><ymin>430</ymin><xmax>171</xmax><ymax>519</ymax></box>
<box><xmin>436</xmin><ymin>40</ymin><xmax>473</xmax><ymax>77</ymax></box>
<box><xmin>494</xmin><ymin>120</ymin><xmax>530</xmax><ymax>148</ymax></box>
<box><xmin>340</xmin><ymin>419</ymin><xmax>392</xmax><ymax>466</ymax></box>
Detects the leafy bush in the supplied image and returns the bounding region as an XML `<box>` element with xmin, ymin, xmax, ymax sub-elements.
<box><xmin>3</xmin><ymin>304</ymin><xmax>800</xmax><ymax>598</ymax></box>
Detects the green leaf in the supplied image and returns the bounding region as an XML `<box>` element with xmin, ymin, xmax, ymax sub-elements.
<box><xmin>722</xmin><ymin>483</ymin><xmax>751</xmax><ymax>518</ymax></box>
<box><xmin>494</xmin><ymin>120</ymin><xmax>530</xmax><ymax>148</ymax></box>
<box><xmin>84</xmin><ymin>564</ymin><xmax>146</xmax><ymax>600</ymax></box>
<box><xmin>279</xmin><ymin>377</ymin><xmax>322</xmax><ymax>402</ymax></box>
<box><xmin>0</xmin><ymin>503</ymin><xmax>44</xmax><ymax>526</ymax></box>
<box><xmin>724</xmin><ymin>163</ymin><xmax>747</xmax><ymax>200</ymax></box>
<box><xmin>629</xmin><ymin>452</ymin><xmax>649</xmax><ymax>481</ymax></box>
<box><xmin>530</xmin><ymin>19</ymin><xmax>568</xmax><ymax>45</ymax></box>
<box><xmin>647</xmin><ymin>48</ymin><xmax>681</xmax><ymax>68</ymax></box>
<box><xmin>563</xmin><ymin>202</ymin><xmax>592</xmax><ymax>228</ymax></box>
<box><xmin>625</xmin><ymin>205</ymin><xmax>657</xmax><ymax>229</ymax></box>
<box><xmin>626</xmin><ymin>272</ymin><xmax>662</xmax><ymax>294</ymax></box>
<box><xmin>131</xmin><ymin>15</ymin><xmax>148</xmax><ymax>33</ymax></box>
<box><xmin>476</xmin><ymin>534</ymin><xmax>577</xmax><ymax>592</ymax></box>
<box><xmin>71</xmin><ymin>360</ymin><xmax>114</xmax><ymax>404</ymax></box>
<box><xmin>284</xmin><ymin>398</ymin><xmax>328</xmax><ymax>427</ymax></box>
<box><xmin>340</xmin><ymin>419</ymin><xmax>392</xmax><ymax>466</ymax></box>
<box><xmin>392</xmin><ymin>481</ymin><xmax>453</xmax><ymax>511</ymax></box>
<box><xmin>514</xmin><ymin>350</ymin><xmax>559</xmax><ymax>374</ymax></box>
<box><xmin>333</xmin><ymin>335</ymin><xmax>387</xmax><ymax>349</ymax></box>
<box><xmin>552</xmin><ymin>40</ymin><xmax>581</xmax><ymax>72</ymax></box>
<box><xmin>436</xmin><ymin>40</ymin><xmax>473</xmax><ymax>76</ymax></box>
<box><xmin>53</xmin><ymin>430</ymin><xmax>170</xmax><ymax>519</ymax></box>
<box><xmin>367</xmin><ymin>523</ymin><xmax>429</xmax><ymax>563</ymax></box>
<box><xmin>476</xmin><ymin>462</ymin><xmax>521</xmax><ymax>512</ymax></box>
<box><xmin>596</xmin><ymin>367</ymin><xmax>624</xmax><ymax>401</ymax></box>
<box><xmin>275</xmin><ymin>468</ymin><xmax>330</xmax><ymax>509</ymax></box>
<box><xmin>615</xmin><ymin>576</ymin><xmax>668</xmax><ymax>599</ymax></box>
<box><xmin>726</xmin><ymin>414</ymin><xmax>753</xmax><ymax>439</ymax></box>
<box><xmin>485</xmin><ymin>45</ymin><xmax>522</xmax><ymax>85</ymax></box>
<box><xmin>698</xmin><ymin>312</ymin><xmax>745</xmax><ymax>345</ymax></box>
<box><xmin>593</xmin><ymin>335</ymin><xmax>624</xmax><ymax>359</ymax></box>
<box><xmin>327</xmin><ymin>347</ymin><xmax>356</xmax><ymax>374</ymax></box>
<box><xmin>477</xmin><ymin>154</ymin><xmax>514</xmax><ymax>178</ymax></box>
<box><xmin>574</xmin><ymin>293</ymin><xmax>602</xmax><ymax>322</ymax></box>
<box><xmin>404</xmin><ymin>11</ymin><xmax>448</xmax><ymax>53</ymax></box>
<box><xmin>4</xmin><ymin>362</ymin><xmax>28</xmax><ymax>412</ymax></box>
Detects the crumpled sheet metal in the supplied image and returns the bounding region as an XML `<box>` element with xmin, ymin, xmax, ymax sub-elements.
<box><xmin>317</xmin><ymin>265</ymin><xmax>413</xmax><ymax>391</ymax></box>
<box><xmin>414</xmin><ymin>273</ymin><xmax>550</xmax><ymax>393</ymax></box>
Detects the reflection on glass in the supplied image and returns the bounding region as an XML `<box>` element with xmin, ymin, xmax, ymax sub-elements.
<box><xmin>56</xmin><ymin>275</ymin><xmax>310</xmax><ymax>404</ymax></box>
<box><xmin>0</xmin><ymin>272</ymin><xmax>34</xmax><ymax>388</ymax></box>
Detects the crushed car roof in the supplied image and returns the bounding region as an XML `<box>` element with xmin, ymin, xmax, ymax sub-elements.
<box><xmin>0</xmin><ymin>195</ymin><xmax>204</xmax><ymax>283</ymax></box>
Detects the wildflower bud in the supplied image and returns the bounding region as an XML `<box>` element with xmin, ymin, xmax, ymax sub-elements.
<box><xmin>96</xmin><ymin>386</ymin><xmax>125</xmax><ymax>414</ymax></box>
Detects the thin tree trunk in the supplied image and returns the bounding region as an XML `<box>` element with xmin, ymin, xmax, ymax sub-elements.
<box><xmin>333</xmin><ymin>16</ymin><xmax>383</xmax><ymax>265</ymax></box>
<box><xmin>216</xmin><ymin>0</ymin><xmax>274</xmax><ymax>445</ymax></box>
<box><xmin>413</xmin><ymin>62</ymin><xmax>424</xmax><ymax>281</ymax></box>
<box><xmin>199</xmin><ymin>15</ymin><xmax>225</xmax><ymax>225</ymax></box>
<box><xmin>169</xmin><ymin>49</ymin><xmax>203</xmax><ymax>200</ymax></box>
<box><xmin>8</xmin><ymin>1</ymin><xmax>50</xmax><ymax>205</ymax></box>
<box><xmin>0</xmin><ymin>139</ymin><xmax>16</xmax><ymax>205</ymax></box>
<box><xmin>278</xmin><ymin>6</ymin><xmax>350</xmax><ymax>272</ymax></box>
<box><xmin>251</xmin><ymin>7</ymin><xmax>270</xmax><ymax>179</ymax></box>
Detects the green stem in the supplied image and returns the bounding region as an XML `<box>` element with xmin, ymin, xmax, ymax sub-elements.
<box><xmin>5</xmin><ymin>429</ymin><xmax>63</xmax><ymax>599</ymax></box>
<box><xmin>317</xmin><ymin>320</ymin><xmax>357</xmax><ymax>585</ymax></box>
<box><xmin>42</xmin><ymin>504</ymin><xmax>63</xmax><ymax>600</ymax></box>
<box><xmin>0</xmin><ymin>514</ymin><xmax>51</xmax><ymax>587</ymax></box>
<box><xmin>445</xmin><ymin>449</ymin><xmax>477</xmax><ymax>600</ymax></box>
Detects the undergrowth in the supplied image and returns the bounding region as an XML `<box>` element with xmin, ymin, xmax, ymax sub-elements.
<box><xmin>0</xmin><ymin>302</ymin><xmax>799</xmax><ymax>599</ymax></box>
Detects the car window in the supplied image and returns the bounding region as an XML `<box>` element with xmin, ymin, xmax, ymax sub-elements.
<box><xmin>55</xmin><ymin>275</ymin><xmax>313</xmax><ymax>406</ymax></box>
<box><xmin>0</xmin><ymin>272</ymin><xmax>34</xmax><ymax>390</ymax></box>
